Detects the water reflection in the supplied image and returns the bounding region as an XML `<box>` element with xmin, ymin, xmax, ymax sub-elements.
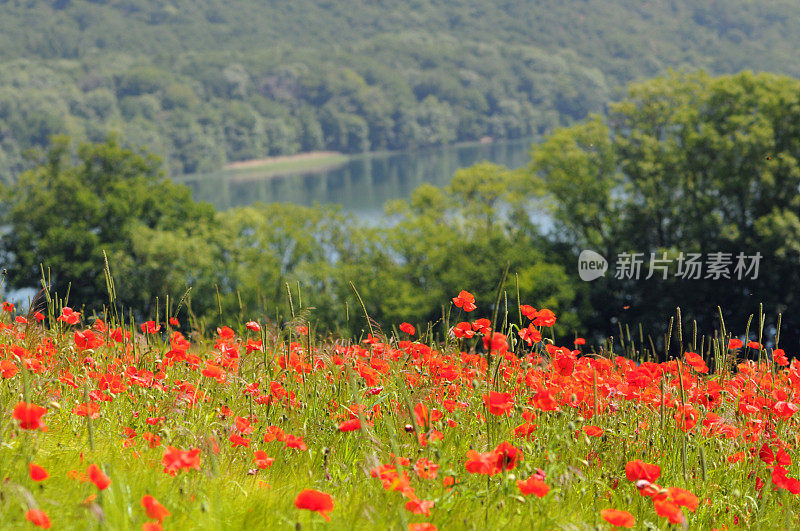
<box><xmin>182</xmin><ymin>137</ymin><xmax>535</xmax><ymax>220</ymax></box>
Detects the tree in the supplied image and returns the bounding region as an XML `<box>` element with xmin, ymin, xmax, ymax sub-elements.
<box><xmin>530</xmin><ymin>71</ymin><xmax>800</xmax><ymax>347</ymax></box>
<box><xmin>1</xmin><ymin>135</ymin><xmax>216</xmax><ymax>316</ymax></box>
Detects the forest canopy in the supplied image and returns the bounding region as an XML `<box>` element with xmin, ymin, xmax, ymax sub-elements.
<box><xmin>0</xmin><ymin>0</ymin><xmax>799</xmax><ymax>181</ymax></box>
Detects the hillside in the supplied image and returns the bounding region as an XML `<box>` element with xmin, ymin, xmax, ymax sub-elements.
<box><xmin>0</xmin><ymin>0</ymin><xmax>798</xmax><ymax>180</ymax></box>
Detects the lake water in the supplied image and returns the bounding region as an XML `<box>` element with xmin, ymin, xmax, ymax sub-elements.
<box><xmin>181</xmin><ymin>137</ymin><xmax>535</xmax><ymax>220</ymax></box>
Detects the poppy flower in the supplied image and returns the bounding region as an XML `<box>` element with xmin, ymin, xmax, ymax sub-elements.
<box><xmin>168</xmin><ymin>317</ymin><xmax>180</xmax><ymax>326</ymax></box>
<box><xmin>57</xmin><ymin>307</ymin><xmax>80</xmax><ymax>324</ymax></box>
<box><xmin>583</xmin><ymin>425</ymin><xmax>604</xmax><ymax>437</ymax></box>
<box><xmin>493</xmin><ymin>441</ymin><xmax>522</xmax><ymax>471</ymax></box>
<box><xmin>254</xmin><ymin>450</ymin><xmax>275</xmax><ymax>469</ymax></box>
<box><xmin>13</xmin><ymin>402</ymin><xmax>47</xmax><ymax>431</ymax></box>
<box><xmin>294</xmin><ymin>489</ymin><xmax>334</xmax><ymax>521</ymax></box>
<box><xmin>29</xmin><ymin>463</ymin><xmax>49</xmax><ymax>481</ymax></box>
<box><xmin>284</xmin><ymin>434</ymin><xmax>308</xmax><ymax>451</ymax></box>
<box><xmin>399</xmin><ymin>322</ymin><xmax>415</xmax><ymax>335</ymax></box>
<box><xmin>654</xmin><ymin>499</ymin><xmax>684</xmax><ymax>524</ymax></box>
<box><xmin>667</xmin><ymin>487</ymin><xmax>699</xmax><ymax>512</ymax></box>
<box><xmin>140</xmin><ymin>321</ymin><xmax>161</xmax><ymax>334</ymax></box>
<box><xmin>517</xmin><ymin>476</ymin><xmax>549</xmax><ymax>497</ymax></box>
<box><xmin>405</xmin><ymin>498</ymin><xmax>434</xmax><ymax>516</ymax></box>
<box><xmin>338</xmin><ymin>418</ymin><xmax>361</xmax><ymax>432</ymax></box>
<box><xmin>773</xmin><ymin>348</ymin><xmax>789</xmax><ymax>366</ymax></box>
<box><xmin>25</xmin><ymin>509</ymin><xmax>51</xmax><ymax>528</ymax></box>
<box><xmin>246</xmin><ymin>320</ymin><xmax>261</xmax><ymax>331</ymax></box>
<box><xmin>141</xmin><ymin>494</ymin><xmax>171</xmax><ymax>522</ymax></box>
<box><xmin>143</xmin><ymin>523</ymin><xmax>163</xmax><ymax>531</ymax></box>
<box><xmin>625</xmin><ymin>460</ymin><xmax>660</xmax><ymax>483</ymax></box>
<box><xmin>600</xmin><ymin>508</ymin><xmax>635</xmax><ymax>528</ymax></box>
<box><xmin>87</xmin><ymin>464</ymin><xmax>111</xmax><ymax>490</ymax></box>
<box><xmin>162</xmin><ymin>446</ymin><xmax>202</xmax><ymax>475</ymax></box>
<box><xmin>409</xmin><ymin>524</ymin><xmax>437</xmax><ymax>531</ymax></box>
<box><xmin>728</xmin><ymin>338</ymin><xmax>743</xmax><ymax>350</ymax></box>
<box><xmin>452</xmin><ymin>291</ymin><xmax>477</xmax><ymax>312</ymax></box>
<box><xmin>465</xmin><ymin>449</ymin><xmax>500</xmax><ymax>475</ymax></box>
<box><xmin>452</xmin><ymin>322</ymin><xmax>475</xmax><ymax>338</ymax></box>
<box><xmin>483</xmin><ymin>391</ymin><xmax>514</xmax><ymax>416</ymax></box>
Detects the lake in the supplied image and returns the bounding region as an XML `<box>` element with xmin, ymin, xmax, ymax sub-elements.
<box><xmin>181</xmin><ymin>137</ymin><xmax>535</xmax><ymax>221</ymax></box>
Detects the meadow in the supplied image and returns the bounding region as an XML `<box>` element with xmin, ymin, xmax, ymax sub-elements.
<box><xmin>0</xmin><ymin>286</ymin><xmax>797</xmax><ymax>530</ymax></box>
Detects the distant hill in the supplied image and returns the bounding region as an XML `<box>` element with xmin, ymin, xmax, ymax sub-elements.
<box><xmin>0</xmin><ymin>0</ymin><xmax>798</xmax><ymax>180</ymax></box>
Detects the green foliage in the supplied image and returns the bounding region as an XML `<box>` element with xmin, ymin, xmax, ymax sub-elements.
<box><xmin>1</xmin><ymin>135</ymin><xmax>216</xmax><ymax>314</ymax></box>
<box><xmin>531</xmin><ymin>70</ymin><xmax>800</xmax><ymax>344</ymax></box>
<box><xmin>3</xmin><ymin>1</ymin><xmax>800</xmax><ymax>180</ymax></box>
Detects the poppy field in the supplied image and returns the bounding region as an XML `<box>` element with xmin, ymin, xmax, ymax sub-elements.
<box><xmin>1</xmin><ymin>290</ymin><xmax>799</xmax><ymax>530</ymax></box>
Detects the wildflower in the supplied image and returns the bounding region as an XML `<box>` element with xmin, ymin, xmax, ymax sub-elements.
<box><xmin>399</xmin><ymin>322</ymin><xmax>416</xmax><ymax>335</ymax></box>
<box><xmin>13</xmin><ymin>402</ymin><xmax>47</xmax><ymax>431</ymax></box>
<box><xmin>517</xmin><ymin>476</ymin><xmax>549</xmax><ymax>497</ymax></box>
<box><xmin>728</xmin><ymin>338</ymin><xmax>743</xmax><ymax>350</ymax></box>
<box><xmin>625</xmin><ymin>460</ymin><xmax>660</xmax><ymax>483</ymax></box>
<box><xmin>140</xmin><ymin>321</ymin><xmax>161</xmax><ymax>334</ymax></box>
<box><xmin>162</xmin><ymin>446</ymin><xmax>202</xmax><ymax>475</ymax></box>
<box><xmin>600</xmin><ymin>508</ymin><xmax>635</xmax><ymax>528</ymax></box>
<box><xmin>583</xmin><ymin>425</ymin><xmax>604</xmax><ymax>437</ymax></box>
<box><xmin>653</xmin><ymin>499</ymin><xmax>684</xmax><ymax>524</ymax></box>
<box><xmin>294</xmin><ymin>489</ymin><xmax>334</xmax><ymax>521</ymax></box>
<box><xmin>87</xmin><ymin>464</ymin><xmax>111</xmax><ymax>490</ymax></box>
<box><xmin>452</xmin><ymin>290</ymin><xmax>477</xmax><ymax>312</ymax></box>
<box><xmin>465</xmin><ymin>449</ymin><xmax>500</xmax><ymax>475</ymax></box>
<box><xmin>141</xmin><ymin>495</ymin><xmax>171</xmax><ymax>523</ymax></box>
<box><xmin>254</xmin><ymin>450</ymin><xmax>275</xmax><ymax>469</ymax></box>
<box><xmin>338</xmin><ymin>418</ymin><xmax>361</xmax><ymax>432</ymax></box>
<box><xmin>483</xmin><ymin>391</ymin><xmax>514</xmax><ymax>416</ymax></box>
<box><xmin>405</xmin><ymin>498</ymin><xmax>434</xmax><ymax>516</ymax></box>
<box><xmin>2</xmin><ymin>301</ymin><xmax>13</xmax><ymax>312</ymax></box>
<box><xmin>246</xmin><ymin>320</ymin><xmax>261</xmax><ymax>331</ymax></box>
<box><xmin>25</xmin><ymin>509</ymin><xmax>51</xmax><ymax>528</ymax></box>
<box><xmin>667</xmin><ymin>487</ymin><xmax>699</xmax><ymax>512</ymax></box>
<box><xmin>29</xmin><ymin>463</ymin><xmax>49</xmax><ymax>481</ymax></box>
<box><xmin>284</xmin><ymin>434</ymin><xmax>308</xmax><ymax>451</ymax></box>
<box><xmin>56</xmin><ymin>307</ymin><xmax>80</xmax><ymax>325</ymax></box>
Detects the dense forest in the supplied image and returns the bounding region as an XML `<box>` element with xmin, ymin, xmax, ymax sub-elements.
<box><xmin>0</xmin><ymin>0</ymin><xmax>799</xmax><ymax>180</ymax></box>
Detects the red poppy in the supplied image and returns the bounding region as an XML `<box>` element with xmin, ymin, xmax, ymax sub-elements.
<box><xmin>773</xmin><ymin>348</ymin><xmax>789</xmax><ymax>366</ymax></box>
<box><xmin>338</xmin><ymin>418</ymin><xmax>361</xmax><ymax>432</ymax></box>
<box><xmin>399</xmin><ymin>322</ymin><xmax>416</xmax><ymax>335</ymax></box>
<box><xmin>13</xmin><ymin>402</ymin><xmax>47</xmax><ymax>431</ymax></box>
<box><xmin>728</xmin><ymin>338</ymin><xmax>743</xmax><ymax>350</ymax></box>
<box><xmin>409</xmin><ymin>524</ymin><xmax>437</xmax><ymax>531</ymax></box>
<box><xmin>583</xmin><ymin>425</ymin><xmax>604</xmax><ymax>437</ymax></box>
<box><xmin>141</xmin><ymin>494</ymin><xmax>171</xmax><ymax>522</ymax></box>
<box><xmin>284</xmin><ymin>434</ymin><xmax>308</xmax><ymax>451</ymax></box>
<box><xmin>140</xmin><ymin>321</ymin><xmax>161</xmax><ymax>334</ymax></box>
<box><xmin>143</xmin><ymin>523</ymin><xmax>163</xmax><ymax>531</ymax></box>
<box><xmin>654</xmin><ymin>499</ymin><xmax>684</xmax><ymax>524</ymax></box>
<box><xmin>254</xmin><ymin>450</ymin><xmax>275</xmax><ymax>469</ymax></box>
<box><xmin>517</xmin><ymin>476</ymin><xmax>549</xmax><ymax>497</ymax></box>
<box><xmin>294</xmin><ymin>489</ymin><xmax>334</xmax><ymax>521</ymax></box>
<box><xmin>483</xmin><ymin>391</ymin><xmax>514</xmax><ymax>416</ymax></box>
<box><xmin>452</xmin><ymin>290</ymin><xmax>477</xmax><ymax>312</ymax></box>
<box><xmin>667</xmin><ymin>487</ymin><xmax>699</xmax><ymax>512</ymax></box>
<box><xmin>229</xmin><ymin>434</ymin><xmax>251</xmax><ymax>448</ymax></box>
<box><xmin>494</xmin><ymin>441</ymin><xmax>522</xmax><ymax>471</ymax></box>
<box><xmin>87</xmin><ymin>463</ymin><xmax>111</xmax><ymax>490</ymax></box>
<box><xmin>405</xmin><ymin>498</ymin><xmax>434</xmax><ymax>516</ymax></box>
<box><xmin>162</xmin><ymin>446</ymin><xmax>202</xmax><ymax>475</ymax></box>
<box><xmin>625</xmin><ymin>460</ymin><xmax>660</xmax><ymax>483</ymax></box>
<box><xmin>452</xmin><ymin>322</ymin><xmax>475</xmax><ymax>338</ymax></box>
<box><xmin>29</xmin><ymin>463</ymin><xmax>49</xmax><ymax>482</ymax></box>
<box><xmin>465</xmin><ymin>449</ymin><xmax>500</xmax><ymax>475</ymax></box>
<box><xmin>25</xmin><ymin>509</ymin><xmax>51</xmax><ymax>528</ymax></box>
<box><xmin>600</xmin><ymin>508</ymin><xmax>635</xmax><ymax>528</ymax></box>
<box><xmin>246</xmin><ymin>320</ymin><xmax>261</xmax><ymax>331</ymax></box>
<box><xmin>57</xmin><ymin>306</ymin><xmax>80</xmax><ymax>324</ymax></box>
